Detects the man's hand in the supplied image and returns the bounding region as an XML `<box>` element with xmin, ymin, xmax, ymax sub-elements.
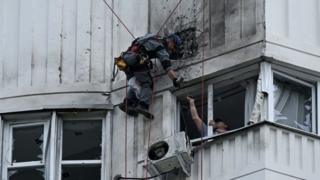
<box><xmin>186</xmin><ymin>96</ymin><xmax>195</xmax><ymax>104</ymax></box>
<box><xmin>173</xmin><ymin>76</ymin><xmax>184</xmax><ymax>88</ymax></box>
<box><xmin>208</xmin><ymin>120</ymin><xmax>215</xmax><ymax>127</ymax></box>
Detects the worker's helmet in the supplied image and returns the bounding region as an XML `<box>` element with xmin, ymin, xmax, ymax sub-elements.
<box><xmin>167</xmin><ymin>34</ymin><xmax>183</xmax><ymax>47</ymax></box>
<box><xmin>166</xmin><ymin>34</ymin><xmax>184</xmax><ymax>59</ymax></box>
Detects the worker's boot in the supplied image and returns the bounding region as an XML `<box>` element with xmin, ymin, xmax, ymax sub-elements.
<box><xmin>119</xmin><ymin>99</ymin><xmax>138</xmax><ymax>117</ymax></box>
<box><xmin>135</xmin><ymin>102</ymin><xmax>154</xmax><ymax>119</ymax></box>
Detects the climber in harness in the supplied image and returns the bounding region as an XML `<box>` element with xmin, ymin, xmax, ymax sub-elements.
<box><xmin>115</xmin><ymin>33</ymin><xmax>186</xmax><ymax>119</ymax></box>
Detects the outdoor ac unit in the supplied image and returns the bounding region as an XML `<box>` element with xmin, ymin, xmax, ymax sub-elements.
<box><xmin>145</xmin><ymin>131</ymin><xmax>193</xmax><ymax>177</ymax></box>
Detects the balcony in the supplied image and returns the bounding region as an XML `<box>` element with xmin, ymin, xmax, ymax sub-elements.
<box><xmin>189</xmin><ymin>121</ymin><xmax>320</xmax><ymax>180</ymax></box>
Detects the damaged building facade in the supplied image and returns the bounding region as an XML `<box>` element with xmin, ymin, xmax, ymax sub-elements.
<box><xmin>0</xmin><ymin>0</ymin><xmax>320</xmax><ymax>179</ymax></box>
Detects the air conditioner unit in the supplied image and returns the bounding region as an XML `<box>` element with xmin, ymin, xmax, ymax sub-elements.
<box><xmin>145</xmin><ymin>131</ymin><xmax>193</xmax><ymax>177</ymax></box>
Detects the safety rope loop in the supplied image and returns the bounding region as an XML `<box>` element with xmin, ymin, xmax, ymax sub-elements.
<box><xmin>102</xmin><ymin>0</ymin><xmax>136</xmax><ymax>39</ymax></box>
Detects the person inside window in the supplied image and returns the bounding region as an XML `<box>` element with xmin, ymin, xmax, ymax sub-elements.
<box><xmin>186</xmin><ymin>96</ymin><xmax>228</xmax><ymax>136</ymax></box>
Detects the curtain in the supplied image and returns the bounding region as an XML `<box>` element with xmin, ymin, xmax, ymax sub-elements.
<box><xmin>245</xmin><ymin>80</ymin><xmax>257</xmax><ymax>123</ymax></box>
<box><xmin>273</xmin><ymin>80</ymin><xmax>312</xmax><ymax>132</ymax></box>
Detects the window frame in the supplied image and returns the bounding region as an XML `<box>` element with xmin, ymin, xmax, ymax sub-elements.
<box><xmin>1</xmin><ymin>116</ymin><xmax>50</xmax><ymax>180</ymax></box>
<box><xmin>56</xmin><ymin>112</ymin><xmax>106</xmax><ymax>180</ymax></box>
<box><xmin>175</xmin><ymin>64</ymin><xmax>260</xmax><ymax>142</ymax></box>
<box><xmin>262</xmin><ymin>62</ymin><xmax>319</xmax><ymax>134</ymax></box>
<box><xmin>1</xmin><ymin>111</ymin><xmax>111</xmax><ymax>180</ymax></box>
<box><xmin>273</xmin><ymin>70</ymin><xmax>317</xmax><ymax>133</ymax></box>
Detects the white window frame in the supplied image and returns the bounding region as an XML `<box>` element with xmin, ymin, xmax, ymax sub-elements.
<box><xmin>175</xmin><ymin>64</ymin><xmax>260</xmax><ymax>143</ymax></box>
<box><xmin>1</xmin><ymin>111</ymin><xmax>111</xmax><ymax>180</ymax></box>
<box><xmin>262</xmin><ymin>62</ymin><xmax>319</xmax><ymax>134</ymax></box>
<box><xmin>1</xmin><ymin>117</ymin><xmax>50</xmax><ymax>180</ymax></box>
<box><xmin>56</xmin><ymin>112</ymin><xmax>106</xmax><ymax>180</ymax></box>
<box><xmin>272</xmin><ymin>70</ymin><xmax>317</xmax><ymax>133</ymax></box>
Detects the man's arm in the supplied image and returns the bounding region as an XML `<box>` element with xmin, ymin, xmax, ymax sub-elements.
<box><xmin>187</xmin><ymin>97</ymin><xmax>206</xmax><ymax>133</ymax></box>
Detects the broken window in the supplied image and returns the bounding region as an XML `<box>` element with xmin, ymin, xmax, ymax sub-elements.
<box><xmin>12</xmin><ymin>125</ymin><xmax>44</xmax><ymax>162</ymax></box>
<box><xmin>273</xmin><ymin>72</ymin><xmax>316</xmax><ymax>132</ymax></box>
<box><xmin>2</xmin><ymin>112</ymin><xmax>108</xmax><ymax>180</ymax></box>
<box><xmin>1</xmin><ymin>120</ymin><xmax>49</xmax><ymax>180</ymax></box>
<box><xmin>61</xmin><ymin>120</ymin><xmax>102</xmax><ymax>180</ymax></box>
<box><xmin>8</xmin><ymin>168</ymin><xmax>44</xmax><ymax>180</ymax></box>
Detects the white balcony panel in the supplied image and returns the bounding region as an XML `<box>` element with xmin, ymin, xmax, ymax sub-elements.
<box><xmin>189</xmin><ymin>122</ymin><xmax>320</xmax><ymax>180</ymax></box>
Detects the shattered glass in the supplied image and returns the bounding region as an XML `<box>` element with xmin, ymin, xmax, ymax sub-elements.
<box><xmin>8</xmin><ymin>168</ymin><xmax>44</xmax><ymax>180</ymax></box>
<box><xmin>62</xmin><ymin>120</ymin><xmax>102</xmax><ymax>160</ymax></box>
<box><xmin>61</xmin><ymin>166</ymin><xmax>101</xmax><ymax>180</ymax></box>
<box><xmin>12</xmin><ymin>126</ymin><xmax>44</xmax><ymax>162</ymax></box>
<box><xmin>274</xmin><ymin>78</ymin><xmax>313</xmax><ymax>132</ymax></box>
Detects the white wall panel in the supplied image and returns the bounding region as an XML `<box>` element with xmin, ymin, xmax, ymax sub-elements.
<box><xmin>47</xmin><ymin>0</ymin><xmax>63</xmax><ymax>85</ymax></box>
<box><xmin>2</xmin><ymin>0</ymin><xmax>19</xmax><ymax>88</ymax></box>
<box><xmin>266</xmin><ymin>0</ymin><xmax>320</xmax><ymax>54</ymax></box>
<box><xmin>0</xmin><ymin>0</ymin><xmax>148</xmax><ymax>112</ymax></box>
<box><xmin>190</xmin><ymin>127</ymin><xmax>265</xmax><ymax>180</ymax></box>
<box><xmin>17</xmin><ymin>0</ymin><xmax>33</xmax><ymax>87</ymax></box>
<box><xmin>0</xmin><ymin>0</ymin><xmax>5</xmax><ymax>88</ymax></box>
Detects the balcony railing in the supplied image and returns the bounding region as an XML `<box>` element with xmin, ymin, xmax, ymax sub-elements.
<box><xmin>189</xmin><ymin>121</ymin><xmax>320</xmax><ymax>180</ymax></box>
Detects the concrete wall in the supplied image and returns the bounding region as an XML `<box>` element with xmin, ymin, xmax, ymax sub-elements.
<box><xmin>112</xmin><ymin>0</ymin><xmax>265</xmax><ymax>104</ymax></box>
<box><xmin>110</xmin><ymin>1</ymin><xmax>266</xmax><ymax>178</ymax></box>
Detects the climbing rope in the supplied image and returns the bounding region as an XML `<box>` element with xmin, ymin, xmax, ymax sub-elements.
<box><xmin>102</xmin><ymin>0</ymin><xmax>136</xmax><ymax>39</ymax></box>
<box><xmin>144</xmin><ymin>0</ymin><xmax>185</xmax><ymax>178</ymax></box>
<box><xmin>200</xmin><ymin>1</ymin><xmax>205</xmax><ymax>179</ymax></box>
<box><xmin>102</xmin><ymin>0</ymin><xmax>190</xmax><ymax>179</ymax></box>
<box><xmin>124</xmin><ymin>80</ymin><xmax>128</xmax><ymax>178</ymax></box>
<box><xmin>144</xmin><ymin>76</ymin><xmax>157</xmax><ymax>178</ymax></box>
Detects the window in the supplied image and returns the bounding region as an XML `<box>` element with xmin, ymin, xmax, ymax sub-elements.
<box><xmin>213</xmin><ymin>82</ymin><xmax>247</xmax><ymax>131</ymax></box>
<box><xmin>60</xmin><ymin>120</ymin><xmax>102</xmax><ymax>180</ymax></box>
<box><xmin>1</xmin><ymin>111</ymin><xmax>109</xmax><ymax>180</ymax></box>
<box><xmin>273</xmin><ymin>71</ymin><xmax>316</xmax><ymax>132</ymax></box>
<box><xmin>260</xmin><ymin>62</ymin><xmax>318</xmax><ymax>133</ymax></box>
<box><xmin>177</xmin><ymin>66</ymin><xmax>259</xmax><ymax>140</ymax></box>
<box><xmin>2</xmin><ymin>117</ymin><xmax>49</xmax><ymax>180</ymax></box>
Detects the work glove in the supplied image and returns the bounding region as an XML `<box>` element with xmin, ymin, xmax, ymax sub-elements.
<box><xmin>173</xmin><ymin>76</ymin><xmax>184</xmax><ymax>88</ymax></box>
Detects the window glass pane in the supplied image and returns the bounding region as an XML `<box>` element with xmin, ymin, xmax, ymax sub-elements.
<box><xmin>274</xmin><ymin>77</ymin><xmax>313</xmax><ymax>132</ymax></box>
<box><xmin>8</xmin><ymin>168</ymin><xmax>44</xmax><ymax>180</ymax></box>
<box><xmin>63</xmin><ymin>120</ymin><xmax>102</xmax><ymax>160</ymax></box>
<box><xmin>214</xmin><ymin>84</ymin><xmax>246</xmax><ymax>130</ymax></box>
<box><xmin>12</xmin><ymin>125</ymin><xmax>44</xmax><ymax>162</ymax></box>
<box><xmin>62</xmin><ymin>166</ymin><xmax>101</xmax><ymax>180</ymax></box>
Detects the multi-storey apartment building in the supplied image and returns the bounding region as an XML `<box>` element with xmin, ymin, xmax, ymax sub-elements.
<box><xmin>0</xmin><ymin>0</ymin><xmax>319</xmax><ymax>179</ymax></box>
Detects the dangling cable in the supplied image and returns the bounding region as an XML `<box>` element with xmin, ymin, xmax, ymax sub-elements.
<box><xmin>101</xmin><ymin>0</ymin><xmax>135</xmax><ymax>177</ymax></box>
<box><xmin>143</xmin><ymin>0</ymin><xmax>185</xmax><ymax>178</ymax></box>
<box><xmin>200</xmin><ymin>1</ymin><xmax>206</xmax><ymax>179</ymax></box>
<box><xmin>125</xmin><ymin>79</ymin><xmax>128</xmax><ymax>178</ymax></box>
<box><xmin>102</xmin><ymin>0</ymin><xmax>136</xmax><ymax>39</ymax></box>
<box><xmin>144</xmin><ymin>75</ymin><xmax>157</xmax><ymax>178</ymax></box>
